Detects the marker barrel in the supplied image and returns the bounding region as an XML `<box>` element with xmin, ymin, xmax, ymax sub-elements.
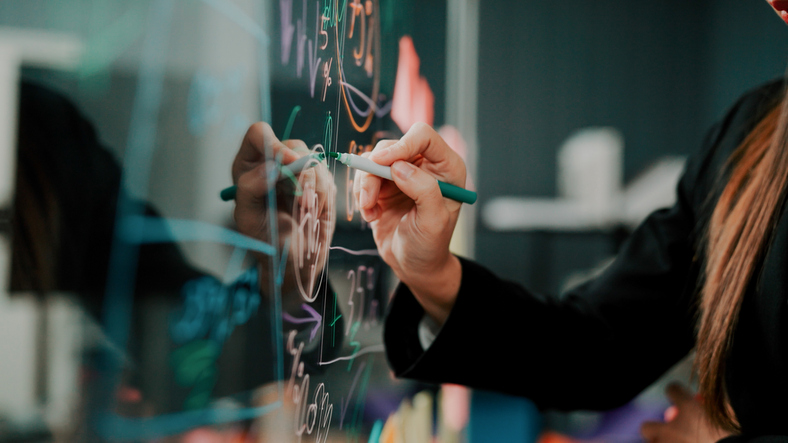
<box><xmin>438</xmin><ymin>181</ymin><xmax>477</xmax><ymax>205</ymax></box>
<box><xmin>339</xmin><ymin>153</ymin><xmax>393</xmax><ymax>180</ymax></box>
<box><xmin>336</xmin><ymin>153</ymin><xmax>476</xmax><ymax>205</ymax></box>
<box><xmin>220</xmin><ymin>153</ymin><xmax>324</xmax><ymax>201</ymax></box>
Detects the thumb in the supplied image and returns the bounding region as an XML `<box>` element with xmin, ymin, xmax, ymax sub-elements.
<box><xmin>390</xmin><ymin>160</ymin><xmax>446</xmax><ymax>228</ymax></box>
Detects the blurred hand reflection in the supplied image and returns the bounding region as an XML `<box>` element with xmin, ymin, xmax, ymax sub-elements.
<box><xmin>232</xmin><ymin>122</ymin><xmax>336</xmax><ymax>314</ymax></box>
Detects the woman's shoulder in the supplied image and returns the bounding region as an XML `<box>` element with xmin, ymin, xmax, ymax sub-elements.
<box><xmin>681</xmin><ymin>79</ymin><xmax>785</xmax><ymax>218</ymax></box>
<box><xmin>724</xmin><ymin>79</ymin><xmax>784</xmax><ymax>133</ymax></box>
<box><xmin>703</xmin><ymin>78</ymin><xmax>783</xmax><ymax>159</ymax></box>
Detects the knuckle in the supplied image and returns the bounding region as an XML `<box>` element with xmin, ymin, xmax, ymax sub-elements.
<box><xmin>360</xmin><ymin>173</ymin><xmax>375</xmax><ymax>191</ymax></box>
<box><xmin>412</xmin><ymin>121</ymin><xmax>431</xmax><ymax>133</ymax></box>
<box><xmin>285</xmin><ymin>139</ymin><xmax>309</xmax><ymax>152</ymax></box>
<box><xmin>373</xmin><ymin>139</ymin><xmax>396</xmax><ymax>151</ymax></box>
<box><xmin>246</xmin><ymin>121</ymin><xmax>267</xmax><ymax>138</ymax></box>
<box><xmin>236</xmin><ymin>176</ymin><xmax>257</xmax><ymax>199</ymax></box>
<box><xmin>399</xmin><ymin>137</ymin><xmax>416</xmax><ymax>157</ymax></box>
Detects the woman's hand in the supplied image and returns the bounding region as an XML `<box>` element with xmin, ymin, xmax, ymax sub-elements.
<box><xmin>640</xmin><ymin>383</ymin><xmax>732</xmax><ymax>443</ymax></box>
<box><xmin>353</xmin><ymin>122</ymin><xmax>466</xmax><ymax>325</ymax></box>
<box><xmin>233</xmin><ymin>122</ymin><xmax>336</xmax><ymax>309</ymax></box>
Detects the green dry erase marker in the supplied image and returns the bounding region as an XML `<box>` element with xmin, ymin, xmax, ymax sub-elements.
<box><xmin>328</xmin><ymin>151</ymin><xmax>477</xmax><ymax>205</ymax></box>
<box><xmin>220</xmin><ymin>153</ymin><xmax>324</xmax><ymax>201</ymax></box>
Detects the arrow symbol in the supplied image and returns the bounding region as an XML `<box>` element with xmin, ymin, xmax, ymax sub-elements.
<box><xmin>283</xmin><ymin>303</ymin><xmax>323</xmax><ymax>341</ymax></box>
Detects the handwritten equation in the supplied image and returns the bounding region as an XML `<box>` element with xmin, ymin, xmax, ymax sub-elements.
<box><xmin>83</xmin><ymin>0</ymin><xmax>408</xmax><ymax>440</ymax></box>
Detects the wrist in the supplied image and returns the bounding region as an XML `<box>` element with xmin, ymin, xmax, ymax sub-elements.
<box><xmin>406</xmin><ymin>254</ymin><xmax>461</xmax><ymax>326</ymax></box>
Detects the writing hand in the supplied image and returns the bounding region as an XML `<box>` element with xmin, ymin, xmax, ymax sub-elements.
<box><xmin>353</xmin><ymin>122</ymin><xmax>465</xmax><ymax>325</ymax></box>
<box><xmin>640</xmin><ymin>383</ymin><xmax>732</xmax><ymax>443</ymax></box>
<box><xmin>233</xmin><ymin>123</ymin><xmax>336</xmax><ymax>309</ymax></box>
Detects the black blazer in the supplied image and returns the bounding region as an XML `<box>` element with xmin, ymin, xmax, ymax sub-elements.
<box><xmin>384</xmin><ymin>79</ymin><xmax>788</xmax><ymax>442</ymax></box>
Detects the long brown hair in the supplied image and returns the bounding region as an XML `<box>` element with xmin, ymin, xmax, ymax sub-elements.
<box><xmin>696</xmin><ymin>88</ymin><xmax>788</xmax><ymax>432</ymax></box>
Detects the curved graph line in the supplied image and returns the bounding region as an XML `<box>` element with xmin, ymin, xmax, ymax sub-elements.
<box><xmin>282</xmin><ymin>105</ymin><xmax>301</xmax><ymax>140</ymax></box>
<box><xmin>94</xmin><ymin>401</ymin><xmax>282</xmax><ymax>441</ymax></box>
<box><xmin>120</xmin><ymin>215</ymin><xmax>276</xmax><ymax>256</ymax></box>
<box><xmin>333</xmin><ymin>0</ymin><xmax>380</xmax><ymax>132</ymax></box>
<box><xmin>375</xmin><ymin>98</ymin><xmax>393</xmax><ymax>118</ymax></box>
<box><xmin>340</xmin><ymin>81</ymin><xmax>392</xmax><ymax>118</ymax></box>
<box><xmin>318</xmin><ymin>344</ymin><xmax>385</xmax><ymax>366</ymax></box>
<box><xmin>329</xmin><ymin>246</ymin><xmax>379</xmax><ymax>256</ymax></box>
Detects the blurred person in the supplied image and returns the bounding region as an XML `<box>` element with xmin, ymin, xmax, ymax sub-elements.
<box><xmin>11</xmin><ymin>82</ymin><xmax>201</xmax><ymax>304</ymax></box>
<box><xmin>348</xmin><ymin>2</ymin><xmax>788</xmax><ymax>442</ymax></box>
<box><xmin>8</xmin><ymin>81</ymin><xmax>340</xmax><ymax>435</ymax></box>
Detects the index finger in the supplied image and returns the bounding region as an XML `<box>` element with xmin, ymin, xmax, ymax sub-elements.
<box><xmin>236</xmin><ymin>122</ymin><xmax>280</xmax><ymax>164</ymax></box>
<box><xmin>282</xmin><ymin>139</ymin><xmax>309</xmax><ymax>156</ymax></box>
<box><xmin>352</xmin><ymin>154</ymin><xmax>381</xmax><ymax>223</ymax></box>
<box><xmin>369</xmin><ymin>122</ymin><xmax>453</xmax><ymax>166</ymax></box>
<box><xmin>356</xmin><ymin>141</ymin><xmax>397</xmax><ymax>210</ymax></box>
<box><xmin>233</xmin><ymin>123</ymin><xmax>300</xmax><ymax>182</ymax></box>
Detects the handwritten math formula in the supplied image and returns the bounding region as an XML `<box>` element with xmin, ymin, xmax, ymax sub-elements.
<box><xmin>72</xmin><ymin>0</ymin><xmax>420</xmax><ymax>439</ymax></box>
<box><xmin>272</xmin><ymin>0</ymin><xmax>394</xmax><ymax>440</ymax></box>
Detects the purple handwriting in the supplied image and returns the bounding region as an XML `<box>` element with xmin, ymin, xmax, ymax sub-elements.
<box><xmin>282</xmin><ymin>303</ymin><xmax>323</xmax><ymax>341</ymax></box>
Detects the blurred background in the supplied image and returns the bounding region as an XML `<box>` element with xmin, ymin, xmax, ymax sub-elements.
<box><xmin>1</xmin><ymin>0</ymin><xmax>787</xmax><ymax>442</ymax></box>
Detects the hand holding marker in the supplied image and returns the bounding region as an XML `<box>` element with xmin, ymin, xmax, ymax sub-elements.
<box><xmin>221</xmin><ymin>150</ymin><xmax>476</xmax><ymax>204</ymax></box>
<box><xmin>352</xmin><ymin>124</ymin><xmax>468</xmax><ymax>326</ymax></box>
<box><xmin>222</xmin><ymin>125</ymin><xmax>470</xmax><ymax>325</ymax></box>
<box><xmin>329</xmin><ymin>152</ymin><xmax>477</xmax><ymax>205</ymax></box>
<box><xmin>220</xmin><ymin>152</ymin><xmax>325</xmax><ymax>201</ymax></box>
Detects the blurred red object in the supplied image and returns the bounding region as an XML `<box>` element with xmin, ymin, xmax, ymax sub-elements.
<box><xmin>537</xmin><ymin>431</ymin><xmax>581</xmax><ymax>443</ymax></box>
<box><xmin>391</xmin><ymin>35</ymin><xmax>434</xmax><ymax>133</ymax></box>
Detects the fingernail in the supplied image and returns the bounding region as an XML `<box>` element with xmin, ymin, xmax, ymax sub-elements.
<box><xmin>362</xmin><ymin>206</ymin><xmax>380</xmax><ymax>222</ymax></box>
<box><xmin>392</xmin><ymin>161</ymin><xmax>415</xmax><ymax>179</ymax></box>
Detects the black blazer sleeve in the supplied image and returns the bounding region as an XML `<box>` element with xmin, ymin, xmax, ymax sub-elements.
<box><xmin>720</xmin><ymin>437</ymin><xmax>788</xmax><ymax>443</ymax></box>
<box><xmin>384</xmin><ymin>145</ymin><xmax>705</xmax><ymax>412</ymax></box>
<box><xmin>382</xmin><ymin>80</ymin><xmax>787</xmax><ymax>413</ymax></box>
